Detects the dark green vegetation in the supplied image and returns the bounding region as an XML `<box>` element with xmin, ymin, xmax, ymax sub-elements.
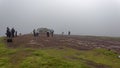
<box><xmin>0</xmin><ymin>37</ymin><xmax>120</xmax><ymax>68</ymax></box>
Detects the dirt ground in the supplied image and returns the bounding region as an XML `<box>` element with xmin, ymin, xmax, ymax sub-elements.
<box><xmin>6</xmin><ymin>34</ymin><xmax>120</xmax><ymax>54</ymax></box>
<box><xmin>4</xmin><ymin>34</ymin><xmax>120</xmax><ymax>68</ymax></box>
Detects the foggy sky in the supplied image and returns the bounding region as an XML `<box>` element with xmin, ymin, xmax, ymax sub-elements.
<box><xmin>0</xmin><ymin>0</ymin><xmax>120</xmax><ymax>37</ymax></box>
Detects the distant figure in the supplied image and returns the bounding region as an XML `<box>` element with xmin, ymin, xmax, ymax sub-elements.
<box><xmin>47</xmin><ymin>31</ymin><xmax>50</xmax><ymax>37</ymax></box>
<box><xmin>6</xmin><ymin>27</ymin><xmax>11</xmax><ymax>38</ymax></box>
<box><xmin>51</xmin><ymin>30</ymin><xmax>54</xmax><ymax>37</ymax></box>
<box><xmin>11</xmin><ymin>28</ymin><xmax>15</xmax><ymax>38</ymax></box>
<box><xmin>33</xmin><ymin>29</ymin><xmax>36</xmax><ymax>37</ymax></box>
<box><xmin>62</xmin><ymin>32</ymin><xmax>64</xmax><ymax>36</ymax></box>
<box><xmin>15</xmin><ymin>31</ymin><xmax>17</xmax><ymax>37</ymax></box>
<box><xmin>6</xmin><ymin>27</ymin><xmax>12</xmax><ymax>42</ymax></box>
<box><xmin>36</xmin><ymin>32</ymin><xmax>39</xmax><ymax>37</ymax></box>
<box><xmin>68</xmin><ymin>31</ymin><xmax>71</xmax><ymax>35</ymax></box>
<box><xmin>19</xmin><ymin>33</ymin><xmax>22</xmax><ymax>36</ymax></box>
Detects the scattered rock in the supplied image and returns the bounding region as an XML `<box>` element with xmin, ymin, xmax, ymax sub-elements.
<box><xmin>118</xmin><ymin>55</ymin><xmax>120</xmax><ymax>58</ymax></box>
<box><xmin>28</xmin><ymin>40</ymin><xmax>37</xmax><ymax>45</ymax></box>
<box><xmin>45</xmin><ymin>40</ymin><xmax>49</xmax><ymax>42</ymax></box>
<box><xmin>96</xmin><ymin>47</ymin><xmax>101</xmax><ymax>49</ymax></box>
<box><xmin>6</xmin><ymin>34</ymin><xmax>120</xmax><ymax>54</ymax></box>
<box><xmin>85</xmin><ymin>45</ymin><xmax>88</xmax><ymax>46</ymax></box>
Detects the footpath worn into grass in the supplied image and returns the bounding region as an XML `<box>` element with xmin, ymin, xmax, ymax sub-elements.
<box><xmin>0</xmin><ymin>37</ymin><xmax>120</xmax><ymax>68</ymax></box>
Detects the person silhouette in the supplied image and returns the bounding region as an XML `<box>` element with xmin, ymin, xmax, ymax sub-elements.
<box><xmin>68</xmin><ymin>31</ymin><xmax>71</xmax><ymax>35</ymax></box>
<box><xmin>11</xmin><ymin>28</ymin><xmax>15</xmax><ymax>38</ymax></box>
<box><xmin>6</xmin><ymin>27</ymin><xmax>11</xmax><ymax>38</ymax></box>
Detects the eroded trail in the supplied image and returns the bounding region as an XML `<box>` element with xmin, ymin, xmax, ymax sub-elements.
<box><xmin>7</xmin><ymin>34</ymin><xmax>120</xmax><ymax>54</ymax></box>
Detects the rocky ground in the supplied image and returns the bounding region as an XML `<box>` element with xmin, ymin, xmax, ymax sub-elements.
<box><xmin>6</xmin><ymin>34</ymin><xmax>120</xmax><ymax>54</ymax></box>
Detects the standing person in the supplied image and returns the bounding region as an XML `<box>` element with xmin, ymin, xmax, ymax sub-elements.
<box><xmin>11</xmin><ymin>28</ymin><xmax>15</xmax><ymax>38</ymax></box>
<box><xmin>6</xmin><ymin>27</ymin><xmax>11</xmax><ymax>38</ymax></box>
<box><xmin>36</xmin><ymin>31</ymin><xmax>39</xmax><ymax>37</ymax></box>
<box><xmin>62</xmin><ymin>32</ymin><xmax>64</xmax><ymax>36</ymax></box>
<box><xmin>51</xmin><ymin>30</ymin><xmax>54</xmax><ymax>37</ymax></box>
<box><xmin>68</xmin><ymin>31</ymin><xmax>71</xmax><ymax>35</ymax></box>
<box><xmin>6</xmin><ymin>27</ymin><xmax>12</xmax><ymax>42</ymax></box>
<box><xmin>33</xmin><ymin>29</ymin><xmax>36</xmax><ymax>37</ymax></box>
<box><xmin>19</xmin><ymin>33</ymin><xmax>22</xmax><ymax>36</ymax></box>
<box><xmin>15</xmin><ymin>31</ymin><xmax>17</xmax><ymax>37</ymax></box>
<box><xmin>47</xmin><ymin>31</ymin><xmax>50</xmax><ymax>37</ymax></box>
<box><xmin>6</xmin><ymin>27</ymin><xmax>9</xmax><ymax>37</ymax></box>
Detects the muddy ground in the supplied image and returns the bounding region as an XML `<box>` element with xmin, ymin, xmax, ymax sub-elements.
<box><xmin>6</xmin><ymin>34</ymin><xmax>120</xmax><ymax>54</ymax></box>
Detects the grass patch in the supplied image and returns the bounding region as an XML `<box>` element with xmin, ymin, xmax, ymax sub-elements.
<box><xmin>20</xmin><ymin>56</ymin><xmax>74</xmax><ymax>68</ymax></box>
<box><xmin>75</xmin><ymin>48</ymin><xmax>120</xmax><ymax>68</ymax></box>
<box><xmin>0</xmin><ymin>37</ymin><xmax>17</xmax><ymax>57</ymax></box>
<box><xmin>0</xmin><ymin>57</ymin><xmax>9</xmax><ymax>67</ymax></box>
<box><xmin>21</xmin><ymin>49</ymin><xmax>89</xmax><ymax>68</ymax></box>
<box><xmin>0</xmin><ymin>37</ymin><xmax>120</xmax><ymax>68</ymax></box>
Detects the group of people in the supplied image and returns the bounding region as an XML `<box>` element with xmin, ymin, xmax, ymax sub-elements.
<box><xmin>62</xmin><ymin>31</ymin><xmax>71</xmax><ymax>36</ymax></box>
<box><xmin>5</xmin><ymin>27</ymin><xmax>71</xmax><ymax>43</ymax></box>
<box><xmin>33</xmin><ymin>29</ymin><xmax>54</xmax><ymax>37</ymax></box>
<box><xmin>6</xmin><ymin>27</ymin><xmax>17</xmax><ymax>38</ymax></box>
<box><xmin>33</xmin><ymin>29</ymin><xmax>39</xmax><ymax>37</ymax></box>
<box><xmin>46</xmin><ymin>30</ymin><xmax>54</xmax><ymax>37</ymax></box>
<box><xmin>6</xmin><ymin>27</ymin><xmax>70</xmax><ymax>38</ymax></box>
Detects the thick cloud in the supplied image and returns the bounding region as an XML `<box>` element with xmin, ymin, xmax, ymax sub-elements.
<box><xmin>0</xmin><ymin>0</ymin><xmax>120</xmax><ymax>36</ymax></box>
